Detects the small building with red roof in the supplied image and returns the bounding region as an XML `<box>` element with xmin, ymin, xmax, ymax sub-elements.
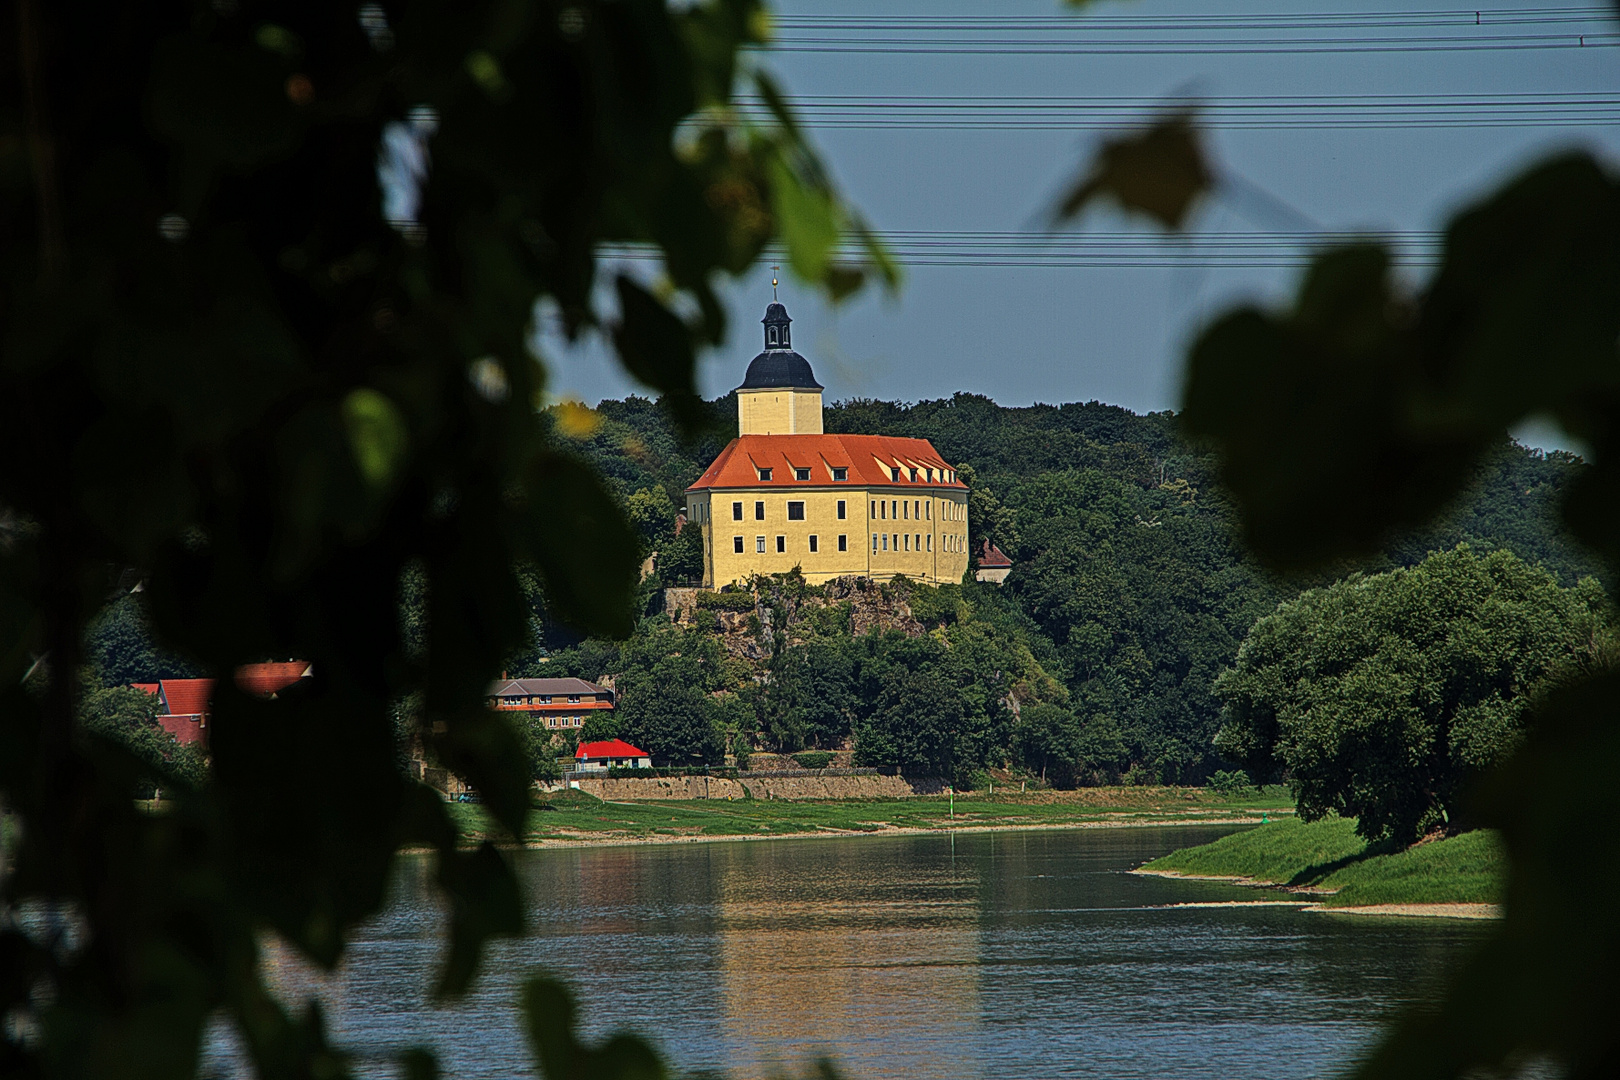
<box><xmin>975</xmin><ymin>539</ymin><xmax>1014</xmax><ymax>585</ymax></box>
<box><xmin>684</xmin><ymin>301</ymin><xmax>971</xmax><ymax>587</ymax></box>
<box><xmin>574</xmin><ymin>739</ymin><xmax>651</xmax><ymax>771</ymax></box>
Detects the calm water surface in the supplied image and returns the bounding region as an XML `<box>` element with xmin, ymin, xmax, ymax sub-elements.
<box><xmin>237</xmin><ymin>827</ymin><xmax>1485</xmax><ymax>1080</ymax></box>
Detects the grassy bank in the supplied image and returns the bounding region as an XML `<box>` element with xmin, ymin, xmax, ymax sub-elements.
<box><xmin>447</xmin><ymin>786</ymin><xmax>1295</xmax><ymax>846</ymax></box>
<box><xmin>1142</xmin><ymin>817</ymin><xmax>1505</xmax><ymax>907</ymax></box>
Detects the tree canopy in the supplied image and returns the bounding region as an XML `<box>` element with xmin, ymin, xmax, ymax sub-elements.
<box><xmin>1215</xmin><ymin>547</ymin><xmax>1611</xmax><ymax>844</ymax></box>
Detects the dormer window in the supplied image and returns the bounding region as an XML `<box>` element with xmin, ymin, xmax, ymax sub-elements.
<box><xmin>832</xmin><ymin>467</ymin><xmax>847</xmax><ymax>482</ymax></box>
<box><xmin>890</xmin><ymin>467</ymin><xmax>901</xmax><ymax>482</ymax></box>
<box><xmin>795</xmin><ymin>467</ymin><xmax>811</xmax><ymax>481</ymax></box>
<box><xmin>758</xmin><ymin>467</ymin><xmax>773</xmax><ymax>481</ymax></box>
<box><xmin>909</xmin><ymin>468</ymin><xmax>918</xmax><ymax>482</ymax></box>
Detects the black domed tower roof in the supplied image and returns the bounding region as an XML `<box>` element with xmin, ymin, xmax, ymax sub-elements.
<box><xmin>737</xmin><ymin>302</ymin><xmax>823</xmax><ymax>390</ymax></box>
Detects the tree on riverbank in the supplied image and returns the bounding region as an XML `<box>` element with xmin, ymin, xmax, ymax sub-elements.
<box><xmin>1215</xmin><ymin>547</ymin><xmax>1611</xmax><ymax>844</ymax></box>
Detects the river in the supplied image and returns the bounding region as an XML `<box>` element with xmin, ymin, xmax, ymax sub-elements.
<box><xmin>229</xmin><ymin>826</ymin><xmax>1486</xmax><ymax>1080</ymax></box>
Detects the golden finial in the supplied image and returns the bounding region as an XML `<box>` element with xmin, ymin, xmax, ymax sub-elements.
<box><xmin>770</xmin><ymin>265</ymin><xmax>779</xmax><ymax>300</ymax></box>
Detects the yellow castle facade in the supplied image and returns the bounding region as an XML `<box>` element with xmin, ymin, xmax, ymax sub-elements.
<box><xmin>685</xmin><ymin>303</ymin><xmax>970</xmax><ymax>588</ymax></box>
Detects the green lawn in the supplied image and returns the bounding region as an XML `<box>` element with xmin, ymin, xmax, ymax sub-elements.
<box><xmin>1143</xmin><ymin>817</ymin><xmax>1505</xmax><ymax>907</ymax></box>
<box><xmin>445</xmin><ymin>786</ymin><xmax>1296</xmax><ymax>845</ymax></box>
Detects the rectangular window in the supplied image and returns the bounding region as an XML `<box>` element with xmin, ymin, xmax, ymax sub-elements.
<box><xmin>756</xmin><ymin>536</ymin><xmax>766</xmax><ymax>553</ymax></box>
<box><xmin>809</xmin><ymin>535</ymin><xmax>819</xmax><ymax>553</ymax></box>
<box><xmin>882</xmin><ymin>534</ymin><xmax>888</xmax><ymax>551</ymax></box>
<box><xmin>795</xmin><ymin>467</ymin><xmax>811</xmax><ymax>481</ymax></box>
<box><xmin>568</xmin><ymin>695</ymin><xmax>580</xmax><ymax>703</ymax></box>
<box><xmin>838</xmin><ymin>534</ymin><xmax>848</xmax><ymax>552</ymax></box>
<box><xmin>903</xmin><ymin>501</ymin><xmax>909</xmax><ymax>520</ymax></box>
<box><xmin>926</xmin><ymin>502</ymin><xmax>931</xmax><ymax>520</ymax></box>
<box><xmin>891</xmin><ymin>500</ymin><xmax>898</xmax><ymax>519</ymax></box>
<box><xmin>787</xmin><ymin>501</ymin><xmax>805</xmax><ymax>521</ymax></box>
<box><xmin>732</xmin><ymin>502</ymin><xmax>743</xmax><ymax>521</ymax></box>
<box><xmin>734</xmin><ymin>536</ymin><xmax>744</xmax><ymax>553</ymax></box>
<box><xmin>873</xmin><ymin>534</ymin><xmax>879</xmax><ymax>552</ymax></box>
<box><xmin>833</xmin><ymin>467</ymin><xmax>848</xmax><ymax>482</ymax></box>
<box><xmin>776</xmin><ymin>535</ymin><xmax>785</xmax><ymax>553</ymax></box>
<box><xmin>904</xmin><ymin>534</ymin><xmax>910</xmax><ymax>551</ymax></box>
<box><xmin>755</xmin><ymin>501</ymin><xmax>765</xmax><ymax>520</ymax></box>
<box><xmin>837</xmin><ymin>500</ymin><xmax>846</xmax><ymax>520</ymax></box>
<box><xmin>909</xmin><ymin>468</ymin><xmax>918</xmax><ymax>482</ymax></box>
<box><xmin>890</xmin><ymin>467</ymin><xmax>901</xmax><ymax>482</ymax></box>
<box><xmin>758</xmin><ymin>467</ymin><xmax>773</xmax><ymax>481</ymax></box>
<box><xmin>914</xmin><ymin>500</ymin><xmax>920</xmax><ymax>519</ymax></box>
<box><xmin>916</xmin><ymin>534</ymin><xmax>922</xmax><ymax>551</ymax></box>
<box><xmin>927</xmin><ymin>535</ymin><xmax>932</xmax><ymax>551</ymax></box>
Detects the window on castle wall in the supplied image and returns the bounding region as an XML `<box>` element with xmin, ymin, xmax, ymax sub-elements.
<box><xmin>872</xmin><ymin>534</ymin><xmax>878</xmax><ymax>552</ymax></box>
<box><xmin>733</xmin><ymin>502</ymin><xmax>743</xmax><ymax>521</ymax></box>
<box><xmin>833</xmin><ymin>467</ymin><xmax>847</xmax><ymax>481</ymax></box>
<box><xmin>776</xmin><ymin>535</ymin><xmax>785</xmax><ymax>552</ymax></box>
<box><xmin>755</xmin><ymin>501</ymin><xmax>765</xmax><ymax>520</ymax></box>
<box><xmin>787</xmin><ymin>502</ymin><xmax>805</xmax><ymax>521</ymax></box>
<box><xmin>882</xmin><ymin>535</ymin><xmax>888</xmax><ymax>551</ymax></box>
<box><xmin>839</xmin><ymin>535</ymin><xmax>847</xmax><ymax>552</ymax></box>
<box><xmin>891</xmin><ymin>500</ymin><xmax>897</xmax><ymax>518</ymax></box>
<box><xmin>734</xmin><ymin>536</ymin><xmax>744</xmax><ymax>553</ymax></box>
<box><xmin>927</xmin><ymin>535</ymin><xmax>932</xmax><ymax>551</ymax></box>
<box><xmin>795</xmin><ymin>467</ymin><xmax>810</xmax><ymax>481</ymax></box>
<box><xmin>756</xmin><ymin>536</ymin><xmax>766</xmax><ymax>552</ymax></box>
<box><xmin>903</xmin><ymin>534</ymin><xmax>910</xmax><ymax>551</ymax></box>
<box><xmin>902</xmin><ymin>502</ymin><xmax>908</xmax><ymax>520</ymax></box>
<box><xmin>837</xmin><ymin>500</ymin><xmax>846</xmax><ymax>519</ymax></box>
<box><xmin>809</xmin><ymin>535</ymin><xmax>818</xmax><ymax>552</ymax></box>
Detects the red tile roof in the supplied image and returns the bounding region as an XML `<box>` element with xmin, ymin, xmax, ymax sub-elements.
<box><xmin>979</xmin><ymin>540</ymin><xmax>1013</xmax><ymax>568</ymax></box>
<box><xmin>235</xmin><ymin>662</ymin><xmax>312</xmax><ymax>698</ymax></box>
<box><xmin>132</xmin><ymin>682</ymin><xmax>160</xmax><ymax>697</ymax></box>
<box><xmin>576</xmin><ymin>739</ymin><xmax>648</xmax><ymax>759</ymax></box>
<box><xmin>686</xmin><ymin>434</ymin><xmax>966</xmax><ymax>493</ymax></box>
<box><xmin>159</xmin><ymin>678</ymin><xmax>214</xmax><ymax>718</ymax></box>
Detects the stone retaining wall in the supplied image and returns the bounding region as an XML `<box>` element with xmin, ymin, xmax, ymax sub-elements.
<box><xmin>571</xmin><ymin>773</ymin><xmax>947</xmax><ymax>801</ymax></box>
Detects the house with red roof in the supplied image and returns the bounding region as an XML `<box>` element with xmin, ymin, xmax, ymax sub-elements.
<box><xmin>134</xmin><ymin>662</ymin><xmax>312</xmax><ymax>747</ymax></box>
<box><xmin>684</xmin><ymin>302</ymin><xmax>971</xmax><ymax>587</ymax></box>
<box><xmin>975</xmin><ymin>539</ymin><xmax>1014</xmax><ymax>585</ymax></box>
<box><xmin>574</xmin><ymin>739</ymin><xmax>651</xmax><ymax>772</ymax></box>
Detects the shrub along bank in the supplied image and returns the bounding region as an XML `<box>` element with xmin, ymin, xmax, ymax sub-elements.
<box><xmin>1142</xmin><ymin>817</ymin><xmax>1505</xmax><ymax>907</ymax></box>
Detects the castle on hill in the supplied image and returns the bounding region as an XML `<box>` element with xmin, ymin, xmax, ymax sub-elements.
<box><xmin>684</xmin><ymin>301</ymin><xmax>970</xmax><ymax>588</ymax></box>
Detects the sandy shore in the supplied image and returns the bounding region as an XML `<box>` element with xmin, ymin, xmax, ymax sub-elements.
<box><xmin>1129</xmin><ymin>868</ymin><xmax>1500</xmax><ymax>920</ymax></box>
<box><xmin>507</xmin><ymin>815</ymin><xmax>1274</xmax><ymax>850</ymax></box>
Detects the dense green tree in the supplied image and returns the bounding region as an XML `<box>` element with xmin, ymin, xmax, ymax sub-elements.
<box><xmin>853</xmin><ymin>668</ymin><xmax>969</xmax><ymax>781</ymax></box>
<box><xmin>656</xmin><ymin>520</ymin><xmax>706</xmax><ymax>586</ymax></box>
<box><xmin>616</xmin><ymin>675</ymin><xmax>723</xmax><ymax>766</ymax></box>
<box><xmin>84</xmin><ymin>593</ymin><xmax>205</xmax><ymax>685</ymax></box>
<box><xmin>1215</xmin><ymin>547</ymin><xmax>1610</xmax><ymax>843</ymax></box>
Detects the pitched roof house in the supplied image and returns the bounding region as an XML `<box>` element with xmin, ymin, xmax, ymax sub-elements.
<box><xmin>574</xmin><ymin>739</ymin><xmax>651</xmax><ymax>770</ymax></box>
<box><xmin>487</xmin><ymin>677</ymin><xmax>614</xmax><ymax>731</ymax></box>
<box><xmin>134</xmin><ymin>663</ymin><xmax>313</xmax><ymax>747</ymax></box>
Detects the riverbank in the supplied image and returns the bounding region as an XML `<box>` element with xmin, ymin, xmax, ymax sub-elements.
<box><xmin>1137</xmin><ymin>817</ymin><xmax>1504</xmax><ymax>917</ymax></box>
<box><xmin>447</xmin><ymin>786</ymin><xmax>1296</xmax><ymax>847</ymax></box>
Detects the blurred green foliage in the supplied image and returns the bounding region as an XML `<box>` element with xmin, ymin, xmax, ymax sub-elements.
<box><xmin>0</xmin><ymin>1</ymin><xmax>892</xmax><ymax>1077</ymax></box>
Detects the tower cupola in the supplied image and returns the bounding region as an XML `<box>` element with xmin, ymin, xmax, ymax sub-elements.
<box><xmin>736</xmin><ymin>300</ymin><xmax>822</xmax><ymax>436</ymax></box>
<box><xmin>762</xmin><ymin>302</ymin><xmax>792</xmax><ymax>350</ymax></box>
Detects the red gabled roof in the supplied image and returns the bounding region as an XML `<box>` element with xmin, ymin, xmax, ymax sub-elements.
<box><xmin>686</xmin><ymin>434</ymin><xmax>967</xmax><ymax>493</ymax></box>
<box><xmin>159</xmin><ymin>678</ymin><xmax>214</xmax><ymax>718</ymax></box>
<box><xmin>132</xmin><ymin>682</ymin><xmax>160</xmax><ymax>697</ymax></box>
<box><xmin>576</xmin><ymin>739</ymin><xmax>648</xmax><ymax>759</ymax></box>
<box><xmin>236</xmin><ymin>661</ymin><xmax>312</xmax><ymax>698</ymax></box>
<box><xmin>979</xmin><ymin>539</ymin><xmax>1013</xmax><ymax>568</ymax></box>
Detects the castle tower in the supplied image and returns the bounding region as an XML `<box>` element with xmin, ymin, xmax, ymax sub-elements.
<box><xmin>736</xmin><ymin>302</ymin><xmax>823</xmax><ymax>435</ymax></box>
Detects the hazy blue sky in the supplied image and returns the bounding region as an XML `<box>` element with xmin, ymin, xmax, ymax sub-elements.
<box><xmin>538</xmin><ymin>0</ymin><xmax>1619</xmax><ymax>448</ymax></box>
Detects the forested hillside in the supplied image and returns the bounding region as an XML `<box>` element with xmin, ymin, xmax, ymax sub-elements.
<box><xmin>541</xmin><ymin>392</ymin><xmax>1598</xmax><ymax>782</ymax></box>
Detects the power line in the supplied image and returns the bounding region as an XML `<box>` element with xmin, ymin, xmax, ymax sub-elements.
<box><xmin>599</xmin><ymin>230</ymin><xmax>1446</xmax><ymax>271</ymax></box>
<box><xmin>762</xmin><ymin>33</ymin><xmax>1619</xmax><ymax>57</ymax></box>
<box><xmin>734</xmin><ymin>92</ymin><xmax>1620</xmax><ymax>130</ymax></box>
<box><xmin>771</xmin><ymin>8</ymin><xmax>1612</xmax><ymax>31</ymax></box>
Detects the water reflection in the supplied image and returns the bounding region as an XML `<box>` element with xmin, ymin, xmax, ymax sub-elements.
<box><xmin>213</xmin><ymin>828</ymin><xmax>1487</xmax><ymax>1080</ymax></box>
<box><xmin>713</xmin><ymin>840</ymin><xmax>983</xmax><ymax>1080</ymax></box>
